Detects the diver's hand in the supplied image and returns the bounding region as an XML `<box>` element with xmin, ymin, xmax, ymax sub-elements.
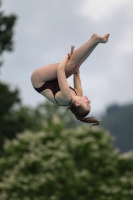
<box><xmin>68</xmin><ymin>45</ymin><xmax>75</xmax><ymax>60</ymax></box>
<box><xmin>58</xmin><ymin>54</ymin><xmax>70</xmax><ymax>70</ymax></box>
<box><xmin>74</xmin><ymin>69</ymin><xmax>80</xmax><ymax>75</ymax></box>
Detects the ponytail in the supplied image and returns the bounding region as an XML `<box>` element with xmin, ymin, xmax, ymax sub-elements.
<box><xmin>67</xmin><ymin>103</ymin><xmax>100</xmax><ymax>128</ymax></box>
<box><xmin>76</xmin><ymin>116</ymin><xmax>100</xmax><ymax>128</ymax></box>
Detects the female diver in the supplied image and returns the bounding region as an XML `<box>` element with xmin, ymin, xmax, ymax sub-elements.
<box><xmin>31</xmin><ymin>33</ymin><xmax>110</xmax><ymax>127</ymax></box>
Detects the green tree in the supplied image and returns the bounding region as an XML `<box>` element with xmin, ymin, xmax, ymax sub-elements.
<box><xmin>0</xmin><ymin>83</ymin><xmax>45</xmax><ymax>149</ymax></box>
<box><xmin>0</xmin><ymin>89</ymin><xmax>49</xmax><ymax>150</ymax></box>
<box><xmin>118</xmin><ymin>151</ymin><xmax>133</xmax><ymax>197</ymax></box>
<box><xmin>0</xmin><ymin>124</ymin><xmax>132</xmax><ymax>200</ymax></box>
<box><xmin>0</xmin><ymin>0</ymin><xmax>17</xmax><ymax>65</ymax></box>
<box><xmin>0</xmin><ymin>2</ymin><xmax>44</xmax><ymax>149</ymax></box>
<box><xmin>0</xmin><ymin>83</ymin><xmax>20</xmax><ymax>147</ymax></box>
<box><xmin>0</xmin><ymin>1</ymin><xmax>19</xmax><ymax>147</ymax></box>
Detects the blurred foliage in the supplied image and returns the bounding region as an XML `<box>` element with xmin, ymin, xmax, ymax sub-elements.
<box><xmin>0</xmin><ymin>82</ymin><xmax>20</xmax><ymax>147</ymax></box>
<box><xmin>0</xmin><ymin>0</ymin><xmax>17</xmax><ymax>65</ymax></box>
<box><xmin>0</xmin><ymin>82</ymin><xmax>49</xmax><ymax>150</ymax></box>
<box><xmin>35</xmin><ymin>101</ymin><xmax>78</xmax><ymax>129</ymax></box>
<box><xmin>0</xmin><ymin>125</ymin><xmax>133</xmax><ymax>200</ymax></box>
<box><xmin>0</xmin><ymin>83</ymin><xmax>77</xmax><ymax>149</ymax></box>
<box><xmin>101</xmin><ymin>103</ymin><xmax>133</xmax><ymax>152</ymax></box>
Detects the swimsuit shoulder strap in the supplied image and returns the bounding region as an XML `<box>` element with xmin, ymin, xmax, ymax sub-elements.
<box><xmin>70</xmin><ymin>86</ymin><xmax>77</xmax><ymax>95</ymax></box>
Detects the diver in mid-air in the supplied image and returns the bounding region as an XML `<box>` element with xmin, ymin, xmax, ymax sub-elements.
<box><xmin>31</xmin><ymin>33</ymin><xmax>110</xmax><ymax>127</ymax></box>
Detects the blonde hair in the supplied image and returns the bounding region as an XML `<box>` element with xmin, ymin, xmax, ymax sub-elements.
<box><xmin>67</xmin><ymin>103</ymin><xmax>100</xmax><ymax>128</ymax></box>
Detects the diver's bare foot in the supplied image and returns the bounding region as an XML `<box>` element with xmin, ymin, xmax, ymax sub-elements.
<box><xmin>91</xmin><ymin>33</ymin><xmax>110</xmax><ymax>43</ymax></box>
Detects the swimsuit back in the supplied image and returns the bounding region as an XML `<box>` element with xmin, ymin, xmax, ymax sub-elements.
<box><xmin>34</xmin><ymin>79</ymin><xmax>77</xmax><ymax>106</ymax></box>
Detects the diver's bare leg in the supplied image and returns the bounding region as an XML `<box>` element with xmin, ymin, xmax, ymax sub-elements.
<box><xmin>66</xmin><ymin>34</ymin><xmax>110</xmax><ymax>75</ymax></box>
<box><xmin>31</xmin><ymin>34</ymin><xmax>109</xmax><ymax>87</ymax></box>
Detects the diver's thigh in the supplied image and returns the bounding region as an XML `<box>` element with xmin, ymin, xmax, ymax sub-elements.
<box><xmin>31</xmin><ymin>63</ymin><xmax>59</xmax><ymax>85</ymax></box>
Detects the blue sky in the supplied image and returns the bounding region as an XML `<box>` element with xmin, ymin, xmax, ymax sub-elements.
<box><xmin>1</xmin><ymin>0</ymin><xmax>133</xmax><ymax>114</ymax></box>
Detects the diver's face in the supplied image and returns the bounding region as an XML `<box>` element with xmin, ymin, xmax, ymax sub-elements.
<box><xmin>75</xmin><ymin>96</ymin><xmax>91</xmax><ymax>111</ymax></box>
<box><xmin>80</xmin><ymin>96</ymin><xmax>91</xmax><ymax>111</ymax></box>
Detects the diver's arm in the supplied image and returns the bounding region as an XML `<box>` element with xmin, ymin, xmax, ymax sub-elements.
<box><xmin>57</xmin><ymin>56</ymin><xmax>71</xmax><ymax>101</ymax></box>
<box><xmin>73</xmin><ymin>69</ymin><xmax>83</xmax><ymax>96</ymax></box>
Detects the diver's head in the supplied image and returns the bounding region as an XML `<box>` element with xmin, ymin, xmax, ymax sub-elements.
<box><xmin>68</xmin><ymin>95</ymin><xmax>99</xmax><ymax>127</ymax></box>
<box><xmin>70</xmin><ymin>95</ymin><xmax>91</xmax><ymax>116</ymax></box>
